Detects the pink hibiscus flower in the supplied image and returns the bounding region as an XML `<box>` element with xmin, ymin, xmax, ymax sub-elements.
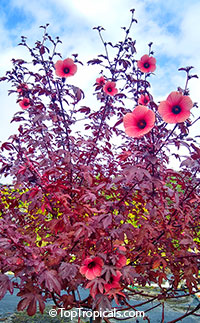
<box><xmin>96</xmin><ymin>76</ymin><xmax>105</xmax><ymax>86</ymax></box>
<box><xmin>54</xmin><ymin>58</ymin><xmax>77</xmax><ymax>78</ymax></box>
<box><xmin>17</xmin><ymin>83</ymin><xmax>29</xmax><ymax>93</ymax></box>
<box><xmin>137</xmin><ymin>54</ymin><xmax>156</xmax><ymax>73</ymax></box>
<box><xmin>103</xmin><ymin>81</ymin><xmax>118</xmax><ymax>96</ymax></box>
<box><xmin>19</xmin><ymin>98</ymin><xmax>30</xmax><ymax>110</ymax></box>
<box><xmin>138</xmin><ymin>94</ymin><xmax>150</xmax><ymax>106</ymax></box>
<box><xmin>123</xmin><ymin>105</ymin><xmax>155</xmax><ymax>138</ymax></box>
<box><xmin>80</xmin><ymin>256</ymin><xmax>103</xmax><ymax>280</ymax></box>
<box><xmin>104</xmin><ymin>271</ymin><xmax>122</xmax><ymax>292</ymax></box>
<box><xmin>158</xmin><ymin>91</ymin><xmax>193</xmax><ymax>123</ymax></box>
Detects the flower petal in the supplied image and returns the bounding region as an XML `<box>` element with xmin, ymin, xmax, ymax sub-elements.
<box><xmin>148</xmin><ymin>56</ymin><xmax>156</xmax><ymax>65</ymax></box>
<box><xmin>158</xmin><ymin>101</ymin><xmax>169</xmax><ymax>114</ymax></box>
<box><xmin>179</xmin><ymin>95</ymin><xmax>193</xmax><ymax>110</ymax></box>
<box><xmin>93</xmin><ymin>257</ymin><xmax>104</xmax><ymax>267</ymax></box>
<box><xmin>80</xmin><ymin>266</ymin><xmax>86</xmax><ymax>275</ymax></box>
<box><xmin>124</xmin><ymin>126</ymin><xmax>140</xmax><ymax>137</ymax></box>
<box><xmin>145</xmin><ymin>109</ymin><xmax>156</xmax><ymax>126</ymax></box>
<box><xmin>63</xmin><ymin>58</ymin><xmax>74</xmax><ymax>66</ymax></box>
<box><xmin>92</xmin><ymin>265</ymin><xmax>102</xmax><ymax>277</ymax></box>
<box><xmin>123</xmin><ymin>113</ymin><xmax>136</xmax><ymax>128</ymax></box>
<box><xmin>166</xmin><ymin>91</ymin><xmax>182</xmax><ymax>106</ymax></box>
<box><xmin>133</xmin><ymin>105</ymin><xmax>150</xmax><ymax>119</ymax></box>
<box><xmin>83</xmin><ymin>257</ymin><xmax>93</xmax><ymax>266</ymax></box>
<box><xmin>141</xmin><ymin>54</ymin><xmax>150</xmax><ymax>62</ymax></box>
<box><xmin>162</xmin><ymin>110</ymin><xmax>191</xmax><ymax>123</ymax></box>
<box><xmin>85</xmin><ymin>269</ymin><xmax>96</xmax><ymax>280</ymax></box>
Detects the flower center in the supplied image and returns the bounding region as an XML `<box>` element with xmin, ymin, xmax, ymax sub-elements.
<box><xmin>137</xmin><ymin>120</ymin><xmax>147</xmax><ymax>129</ymax></box>
<box><xmin>172</xmin><ymin>105</ymin><xmax>181</xmax><ymax>114</ymax></box>
<box><xmin>143</xmin><ymin>62</ymin><xmax>150</xmax><ymax>68</ymax></box>
<box><xmin>88</xmin><ymin>261</ymin><xmax>96</xmax><ymax>269</ymax></box>
<box><xmin>144</xmin><ymin>98</ymin><xmax>148</xmax><ymax>103</ymax></box>
<box><xmin>24</xmin><ymin>101</ymin><xmax>29</xmax><ymax>106</ymax></box>
<box><xmin>63</xmin><ymin>67</ymin><xmax>70</xmax><ymax>74</ymax></box>
<box><xmin>107</xmin><ymin>87</ymin><xmax>112</xmax><ymax>93</ymax></box>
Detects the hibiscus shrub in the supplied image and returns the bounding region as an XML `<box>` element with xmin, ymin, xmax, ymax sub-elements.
<box><xmin>0</xmin><ymin>10</ymin><xmax>200</xmax><ymax>322</ymax></box>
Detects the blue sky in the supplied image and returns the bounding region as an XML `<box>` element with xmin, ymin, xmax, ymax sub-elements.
<box><xmin>0</xmin><ymin>0</ymin><xmax>200</xmax><ymax>181</ymax></box>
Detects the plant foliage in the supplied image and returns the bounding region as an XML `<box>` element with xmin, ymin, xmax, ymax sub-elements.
<box><xmin>0</xmin><ymin>10</ymin><xmax>200</xmax><ymax>323</ymax></box>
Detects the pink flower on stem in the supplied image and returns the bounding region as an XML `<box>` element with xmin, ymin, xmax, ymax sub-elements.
<box><xmin>54</xmin><ymin>58</ymin><xmax>77</xmax><ymax>78</ymax></box>
<box><xmin>19</xmin><ymin>98</ymin><xmax>30</xmax><ymax>110</ymax></box>
<box><xmin>17</xmin><ymin>84</ymin><xmax>28</xmax><ymax>93</ymax></box>
<box><xmin>137</xmin><ymin>54</ymin><xmax>156</xmax><ymax>73</ymax></box>
<box><xmin>103</xmin><ymin>81</ymin><xmax>118</xmax><ymax>96</ymax></box>
<box><xmin>158</xmin><ymin>91</ymin><xmax>193</xmax><ymax>123</ymax></box>
<box><xmin>123</xmin><ymin>105</ymin><xmax>155</xmax><ymax>138</ymax></box>
<box><xmin>96</xmin><ymin>76</ymin><xmax>105</xmax><ymax>86</ymax></box>
<box><xmin>138</xmin><ymin>94</ymin><xmax>150</xmax><ymax>106</ymax></box>
<box><xmin>80</xmin><ymin>256</ymin><xmax>103</xmax><ymax>280</ymax></box>
<box><xmin>104</xmin><ymin>271</ymin><xmax>122</xmax><ymax>292</ymax></box>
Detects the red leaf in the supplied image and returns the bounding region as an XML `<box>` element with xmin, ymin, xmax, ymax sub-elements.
<box><xmin>29</xmin><ymin>186</ymin><xmax>39</xmax><ymax>198</ymax></box>
<box><xmin>59</xmin><ymin>262</ymin><xmax>78</xmax><ymax>280</ymax></box>
<box><xmin>40</xmin><ymin>46</ymin><xmax>45</xmax><ymax>55</ymax></box>
<box><xmin>117</xmin><ymin>150</ymin><xmax>132</xmax><ymax>161</ymax></box>
<box><xmin>78</xmin><ymin>106</ymin><xmax>91</xmax><ymax>114</ymax></box>
<box><xmin>39</xmin><ymin>270</ymin><xmax>61</xmax><ymax>294</ymax></box>
<box><xmin>17</xmin><ymin>298</ymin><xmax>30</xmax><ymax>312</ymax></box>
<box><xmin>113</xmin><ymin>118</ymin><xmax>123</xmax><ymax>128</ymax></box>
<box><xmin>0</xmin><ymin>274</ymin><xmax>13</xmax><ymax>300</ymax></box>
<box><xmin>158</xmin><ymin>273</ymin><xmax>167</xmax><ymax>287</ymax></box>
<box><xmin>87</xmin><ymin>58</ymin><xmax>102</xmax><ymax>65</ymax></box>
<box><xmin>27</xmin><ymin>297</ymin><xmax>37</xmax><ymax>316</ymax></box>
<box><xmin>152</xmin><ymin>259</ymin><xmax>161</xmax><ymax>269</ymax></box>
<box><xmin>105</xmin><ymin>288</ymin><xmax>126</xmax><ymax>305</ymax></box>
<box><xmin>0</xmin><ymin>238</ymin><xmax>11</xmax><ymax>249</ymax></box>
<box><xmin>11</xmin><ymin>116</ymin><xmax>26</xmax><ymax>123</ymax></box>
<box><xmin>1</xmin><ymin>142</ymin><xmax>13</xmax><ymax>151</ymax></box>
<box><xmin>17</xmin><ymin>292</ymin><xmax>45</xmax><ymax>316</ymax></box>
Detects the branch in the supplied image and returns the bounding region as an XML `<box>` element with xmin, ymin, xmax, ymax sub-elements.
<box><xmin>166</xmin><ymin>302</ymin><xmax>200</xmax><ymax>323</ymax></box>
<box><xmin>156</xmin><ymin>124</ymin><xmax>178</xmax><ymax>155</ymax></box>
<box><xmin>51</xmin><ymin>291</ymin><xmax>60</xmax><ymax>307</ymax></box>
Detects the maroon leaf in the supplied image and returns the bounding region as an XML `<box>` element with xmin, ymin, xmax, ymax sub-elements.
<box><xmin>0</xmin><ymin>274</ymin><xmax>13</xmax><ymax>300</ymax></box>
<box><xmin>1</xmin><ymin>142</ymin><xmax>13</xmax><ymax>151</ymax></box>
<box><xmin>17</xmin><ymin>291</ymin><xmax>45</xmax><ymax>316</ymax></box>
<box><xmin>39</xmin><ymin>270</ymin><xmax>61</xmax><ymax>294</ymax></box>
<box><xmin>59</xmin><ymin>263</ymin><xmax>78</xmax><ymax>281</ymax></box>
<box><xmin>87</xmin><ymin>58</ymin><xmax>102</xmax><ymax>65</ymax></box>
<box><xmin>78</xmin><ymin>106</ymin><xmax>91</xmax><ymax>114</ymax></box>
